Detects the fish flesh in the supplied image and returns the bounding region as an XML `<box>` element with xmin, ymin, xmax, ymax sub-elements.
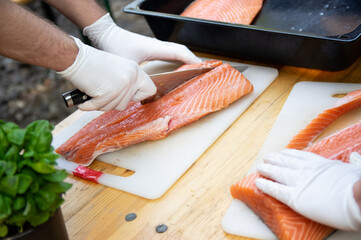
<box><xmin>56</xmin><ymin>60</ymin><xmax>253</xmax><ymax>166</ymax></box>
<box><xmin>305</xmin><ymin>120</ymin><xmax>361</xmax><ymax>163</ymax></box>
<box><xmin>230</xmin><ymin>173</ymin><xmax>334</xmax><ymax>240</ymax></box>
<box><xmin>230</xmin><ymin>89</ymin><xmax>361</xmax><ymax>239</ymax></box>
<box><xmin>180</xmin><ymin>0</ymin><xmax>263</xmax><ymax>25</ymax></box>
<box><xmin>286</xmin><ymin>89</ymin><xmax>361</xmax><ymax>150</ymax></box>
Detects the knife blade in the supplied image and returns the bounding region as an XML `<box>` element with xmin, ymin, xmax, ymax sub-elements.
<box><xmin>140</xmin><ymin>67</ymin><xmax>216</xmax><ymax>104</ymax></box>
<box><xmin>62</xmin><ymin>65</ymin><xmax>248</xmax><ymax>108</ymax></box>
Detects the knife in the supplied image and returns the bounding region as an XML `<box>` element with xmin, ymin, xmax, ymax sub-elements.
<box><xmin>62</xmin><ymin>65</ymin><xmax>248</xmax><ymax>108</ymax></box>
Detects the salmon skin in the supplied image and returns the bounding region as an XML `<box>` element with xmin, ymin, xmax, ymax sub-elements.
<box><xmin>181</xmin><ymin>0</ymin><xmax>263</xmax><ymax>25</ymax></box>
<box><xmin>230</xmin><ymin>89</ymin><xmax>361</xmax><ymax>240</ymax></box>
<box><xmin>56</xmin><ymin>60</ymin><xmax>253</xmax><ymax>166</ymax></box>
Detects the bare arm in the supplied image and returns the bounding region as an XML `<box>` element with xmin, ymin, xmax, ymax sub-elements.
<box><xmin>0</xmin><ymin>0</ymin><xmax>78</xmax><ymax>71</ymax></box>
<box><xmin>43</xmin><ymin>0</ymin><xmax>107</xmax><ymax>29</ymax></box>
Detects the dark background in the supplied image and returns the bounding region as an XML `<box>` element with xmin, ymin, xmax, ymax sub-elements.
<box><xmin>1</xmin><ymin>0</ymin><xmax>153</xmax><ymax>128</ymax></box>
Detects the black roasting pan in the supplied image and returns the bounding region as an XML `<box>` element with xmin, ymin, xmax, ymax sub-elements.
<box><xmin>124</xmin><ymin>0</ymin><xmax>361</xmax><ymax>71</ymax></box>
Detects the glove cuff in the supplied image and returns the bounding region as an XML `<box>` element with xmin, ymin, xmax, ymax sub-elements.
<box><xmin>83</xmin><ymin>13</ymin><xmax>116</xmax><ymax>50</ymax></box>
<box><xmin>57</xmin><ymin>37</ymin><xmax>89</xmax><ymax>79</ymax></box>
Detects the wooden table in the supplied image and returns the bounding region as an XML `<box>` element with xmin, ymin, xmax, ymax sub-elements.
<box><xmin>53</xmin><ymin>53</ymin><xmax>361</xmax><ymax>240</ymax></box>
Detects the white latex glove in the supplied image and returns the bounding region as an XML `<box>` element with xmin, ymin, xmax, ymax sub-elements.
<box><xmin>255</xmin><ymin>149</ymin><xmax>361</xmax><ymax>231</ymax></box>
<box><xmin>83</xmin><ymin>13</ymin><xmax>201</xmax><ymax>64</ymax></box>
<box><xmin>350</xmin><ymin>152</ymin><xmax>361</xmax><ymax>166</ymax></box>
<box><xmin>58</xmin><ymin>37</ymin><xmax>156</xmax><ymax>111</ymax></box>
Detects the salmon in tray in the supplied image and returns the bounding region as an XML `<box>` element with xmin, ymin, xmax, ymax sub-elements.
<box><xmin>181</xmin><ymin>0</ymin><xmax>264</xmax><ymax>25</ymax></box>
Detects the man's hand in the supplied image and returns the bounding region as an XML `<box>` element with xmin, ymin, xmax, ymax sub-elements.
<box><xmin>255</xmin><ymin>149</ymin><xmax>361</xmax><ymax>231</ymax></box>
<box><xmin>83</xmin><ymin>13</ymin><xmax>201</xmax><ymax>64</ymax></box>
<box><xmin>58</xmin><ymin>37</ymin><xmax>156</xmax><ymax>111</ymax></box>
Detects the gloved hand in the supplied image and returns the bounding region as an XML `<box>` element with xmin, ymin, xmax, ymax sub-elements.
<box><xmin>255</xmin><ymin>149</ymin><xmax>361</xmax><ymax>231</ymax></box>
<box><xmin>58</xmin><ymin>37</ymin><xmax>156</xmax><ymax>111</ymax></box>
<box><xmin>83</xmin><ymin>13</ymin><xmax>201</xmax><ymax>64</ymax></box>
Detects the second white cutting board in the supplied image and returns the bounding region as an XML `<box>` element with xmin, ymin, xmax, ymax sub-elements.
<box><xmin>53</xmin><ymin>59</ymin><xmax>278</xmax><ymax>199</ymax></box>
<box><xmin>222</xmin><ymin>81</ymin><xmax>361</xmax><ymax>240</ymax></box>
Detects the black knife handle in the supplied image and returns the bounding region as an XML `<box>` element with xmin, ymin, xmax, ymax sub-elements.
<box><xmin>62</xmin><ymin>89</ymin><xmax>92</xmax><ymax>108</ymax></box>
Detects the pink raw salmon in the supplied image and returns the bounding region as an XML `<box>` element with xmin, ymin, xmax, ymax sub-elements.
<box><xmin>181</xmin><ymin>0</ymin><xmax>263</xmax><ymax>25</ymax></box>
<box><xmin>305</xmin><ymin>121</ymin><xmax>361</xmax><ymax>163</ymax></box>
<box><xmin>231</xmin><ymin>89</ymin><xmax>361</xmax><ymax>240</ymax></box>
<box><xmin>56</xmin><ymin>60</ymin><xmax>253</xmax><ymax>166</ymax></box>
<box><xmin>230</xmin><ymin>173</ymin><xmax>334</xmax><ymax>240</ymax></box>
<box><xmin>287</xmin><ymin>89</ymin><xmax>361</xmax><ymax>150</ymax></box>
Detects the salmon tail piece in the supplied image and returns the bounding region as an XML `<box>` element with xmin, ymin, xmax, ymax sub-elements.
<box><xmin>286</xmin><ymin>89</ymin><xmax>361</xmax><ymax>150</ymax></box>
<box><xmin>230</xmin><ymin>173</ymin><xmax>334</xmax><ymax>240</ymax></box>
<box><xmin>56</xmin><ymin>60</ymin><xmax>254</xmax><ymax>165</ymax></box>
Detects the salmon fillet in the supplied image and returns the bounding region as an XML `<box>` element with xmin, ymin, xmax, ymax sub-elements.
<box><xmin>305</xmin><ymin>121</ymin><xmax>361</xmax><ymax>162</ymax></box>
<box><xmin>180</xmin><ymin>0</ymin><xmax>263</xmax><ymax>25</ymax></box>
<box><xmin>56</xmin><ymin>60</ymin><xmax>253</xmax><ymax>166</ymax></box>
<box><xmin>287</xmin><ymin>89</ymin><xmax>361</xmax><ymax>150</ymax></box>
<box><xmin>230</xmin><ymin>89</ymin><xmax>361</xmax><ymax>239</ymax></box>
<box><xmin>231</xmin><ymin>173</ymin><xmax>334</xmax><ymax>240</ymax></box>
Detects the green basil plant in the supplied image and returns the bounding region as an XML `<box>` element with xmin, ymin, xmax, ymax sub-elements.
<box><xmin>0</xmin><ymin>120</ymin><xmax>72</xmax><ymax>237</ymax></box>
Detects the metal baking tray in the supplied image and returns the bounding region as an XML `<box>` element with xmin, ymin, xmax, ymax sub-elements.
<box><xmin>124</xmin><ymin>0</ymin><xmax>361</xmax><ymax>71</ymax></box>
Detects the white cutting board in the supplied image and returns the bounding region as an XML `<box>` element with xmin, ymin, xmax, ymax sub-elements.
<box><xmin>53</xmin><ymin>59</ymin><xmax>278</xmax><ymax>199</ymax></box>
<box><xmin>222</xmin><ymin>82</ymin><xmax>361</xmax><ymax>240</ymax></box>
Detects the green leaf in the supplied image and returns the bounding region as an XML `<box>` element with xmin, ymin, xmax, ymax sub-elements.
<box><xmin>13</xmin><ymin>196</ymin><xmax>26</xmax><ymax>211</ymax></box>
<box><xmin>42</xmin><ymin>182</ymin><xmax>72</xmax><ymax>194</ymax></box>
<box><xmin>49</xmin><ymin>197</ymin><xmax>64</xmax><ymax>212</ymax></box>
<box><xmin>25</xmin><ymin>120</ymin><xmax>54</xmax><ymax>153</ymax></box>
<box><xmin>36</xmin><ymin>151</ymin><xmax>59</xmax><ymax>164</ymax></box>
<box><xmin>0</xmin><ymin>224</ymin><xmax>8</xmax><ymax>238</ymax></box>
<box><xmin>0</xmin><ymin>129</ymin><xmax>8</xmax><ymax>158</ymax></box>
<box><xmin>22</xmin><ymin>150</ymin><xmax>35</xmax><ymax>158</ymax></box>
<box><xmin>5</xmin><ymin>211</ymin><xmax>27</xmax><ymax>227</ymax></box>
<box><xmin>25</xmin><ymin>120</ymin><xmax>54</xmax><ymax>133</ymax></box>
<box><xmin>0</xmin><ymin>195</ymin><xmax>12</xmax><ymax>221</ymax></box>
<box><xmin>34</xmin><ymin>131</ymin><xmax>53</xmax><ymax>153</ymax></box>
<box><xmin>42</xmin><ymin>170</ymin><xmax>68</xmax><ymax>182</ymax></box>
<box><xmin>7</xmin><ymin>129</ymin><xmax>26</xmax><ymax>146</ymax></box>
<box><xmin>35</xmin><ymin>194</ymin><xmax>64</xmax><ymax>214</ymax></box>
<box><xmin>3</xmin><ymin>161</ymin><xmax>16</xmax><ymax>177</ymax></box>
<box><xmin>28</xmin><ymin>161</ymin><xmax>55</xmax><ymax>174</ymax></box>
<box><xmin>29</xmin><ymin>180</ymin><xmax>39</xmax><ymax>193</ymax></box>
<box><xmin>28</xmin><ymin>211</ymin><xmax>49</xmax><ymax>227</ymax></box>
<box><xmin>34</xmin><ymin>191</ymin><xmax>56</xmax><ymax>211</ymax></box>
<box><xmin>18</xmin><ymin>158</ymin><xmax>38</xmax><ymax>171</ymax></box>
<box><xmin>23</xmin><ymin>196</ymin><xmax>36</xmax><ymax>217</ymax></box>
<box><xmin>17</xmin><ymin>174</ymin><xmax>32</xmax><ymax>194</ymax></box>
<box><xmin>4</xmin><ymin>145</ymin><xmax>21</xmax><ymax>162</ymax></box>
<box><xmin>0</xmin><ymin>161</ymin><xmax>6</xmax><ymax>178</ymax></box>
<box><xmin>19</xmin><ymin>168</ymin><xmax>36</xmax><ymax>178</ymax></box>
<box><xmin>0</xmin><ymin>175</ymin><xmax>19</xmax><ymax>197</ymax></box>
<box><xmin>1</xmin><ymin>122</ymin><xmax>19</xmax><ymax>135</ymax></box>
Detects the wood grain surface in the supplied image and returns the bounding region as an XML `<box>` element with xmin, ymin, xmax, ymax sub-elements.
<box><xmin>53</xmin><ymin>53</ymin><xmax>361</xmax><ymax>240</ymax></box>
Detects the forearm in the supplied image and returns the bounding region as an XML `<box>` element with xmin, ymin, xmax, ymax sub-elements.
<box><xmin>44</xmin><ymin>0</ymin><xmax>107</xmax><ymax>29</ymax></box>
<box><xmin>0</xmin><ymin>0</ymin><xmax>77</xmax><ymax>71</ymax></box>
